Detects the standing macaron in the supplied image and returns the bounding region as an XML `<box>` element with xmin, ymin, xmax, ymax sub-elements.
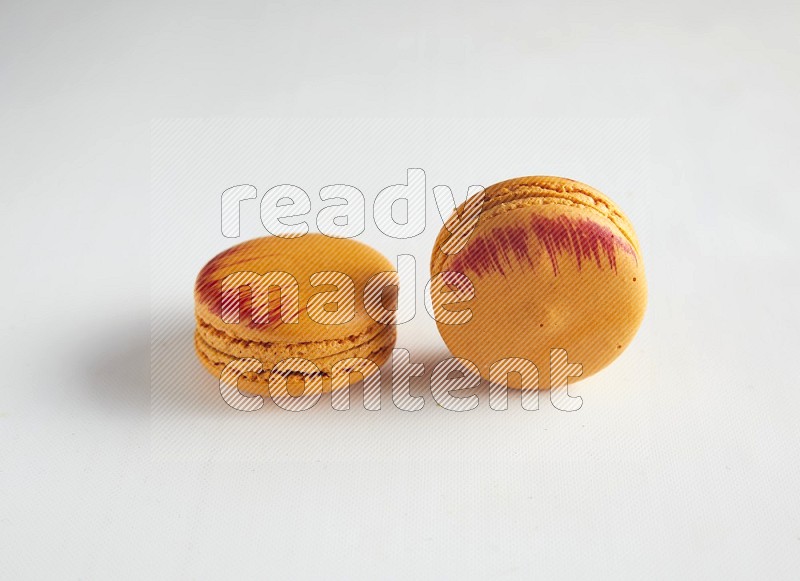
<box><xmin>430</xmin><ymin>176</ymin><xmax>647</xmax><ymax>389</ymax></box>
<box><xmin>195</xmin><ymin>234</ymin><xmax>397</xmax><ymax>396</ymax></box>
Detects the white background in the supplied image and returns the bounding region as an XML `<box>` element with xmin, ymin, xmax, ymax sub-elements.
<box><xmin>2</xmin><ymin>1</ymin><xmax>800</xmax><ymax>579</ymax></box>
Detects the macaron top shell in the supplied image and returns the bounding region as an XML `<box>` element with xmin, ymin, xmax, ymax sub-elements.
<box><xmin>195</xmin><ymin>234</ymin><xmax>396</xmax><ymax>344</ymax></box>
<box><xmin>432</xmin><ymin>176</ymin><xmax>641</xmax><ymax>273</ymax></box>
<box><xmin>430</xmin><ymin>176</ymin><xmax>647</xmax><ymax>387</ymax></box>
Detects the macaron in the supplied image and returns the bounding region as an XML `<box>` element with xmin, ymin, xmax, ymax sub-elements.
<box><xmin>430</xmin><ymin>176</ymin><xmax>647</xmax><ymax>389</ymax></box>
<box><xmin>194</xmin><ymin>234</ymin><xmax>397</xmax><ymax>396</ymax></box>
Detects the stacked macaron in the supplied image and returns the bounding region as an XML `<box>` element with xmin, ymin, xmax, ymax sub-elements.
<box><xmin>194</xmin><ymin>234</ymin><xmax>397</xmax><ymax>395</ymax></box>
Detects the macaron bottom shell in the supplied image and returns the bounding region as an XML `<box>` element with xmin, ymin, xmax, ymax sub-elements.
<box><xmin>194</xmin><ymin>323</ymin><xmax>396</xmax><ymax>397</ymax></box>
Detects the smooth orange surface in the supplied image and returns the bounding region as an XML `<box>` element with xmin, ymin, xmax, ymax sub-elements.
<box><xmin>430</xmin><ymin>176</ymin><xmax>647</xmax><ymax>389</ymax></box>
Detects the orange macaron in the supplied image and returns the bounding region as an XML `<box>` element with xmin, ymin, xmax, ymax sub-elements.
<box><xmin>430</xmin><ymin>176</ymin><xmax>647</xmax><ymax>389</ymax></box>
<box><xmin>194</xmin><ymin>234</ymin><xmax>397</xmax><ymax>396</ymax></box>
